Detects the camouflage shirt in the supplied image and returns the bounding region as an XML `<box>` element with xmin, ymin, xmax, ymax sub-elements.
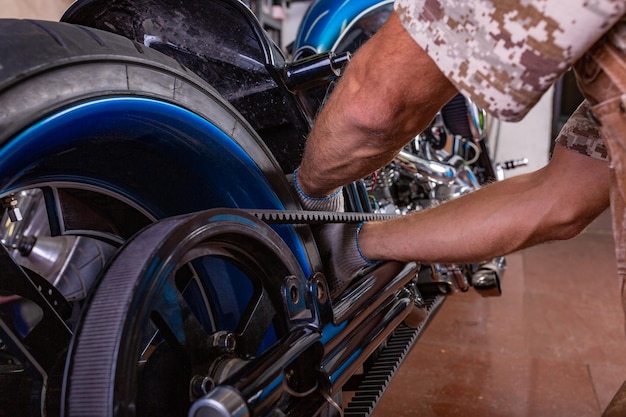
<box><xmin>395</xmin><ymin>0</ymin><xmax>626</xmax><ymax>123</ymax></box>
<box><xmin>555</xmin><ymin>100</ymin><xmax>608</xmax><ymax>162</ymax></box>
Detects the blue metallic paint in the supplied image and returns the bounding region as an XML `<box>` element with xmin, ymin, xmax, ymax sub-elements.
<box><xmin>294</xmin><ymin>0</ymin><xmax>393</xmax><ymax>54</ymax></box>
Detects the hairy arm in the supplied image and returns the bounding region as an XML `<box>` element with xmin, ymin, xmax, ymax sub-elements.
<box><xmin>297</xmin><ymin>12</ymin><xmax>458</xmax><ymax>197</ymax></box>
<box><xmin>360</xmin><ymin>145</ymin><xmax>610</xmax><ymax>263</ymax></box>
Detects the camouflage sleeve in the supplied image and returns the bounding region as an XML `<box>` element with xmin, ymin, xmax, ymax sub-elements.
<box><xmin>394</xmin><ymin>0</ymin><xmax>626</xmax><ymax>122</ymax></box>
<box><xmin>555</xmin><ymin>100</ymin><xmax>608</xmax><ymax>162</ymax></box>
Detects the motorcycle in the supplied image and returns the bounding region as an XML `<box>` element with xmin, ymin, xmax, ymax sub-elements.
<box><xmin>0</xmin><ymin>0</ymin><xmax>519</xmax><ymax>416</ymax></box>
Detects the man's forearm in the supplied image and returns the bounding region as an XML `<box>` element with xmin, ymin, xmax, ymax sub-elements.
<box><xmin>359</xmin><ymin>146</ymin><xmax>610</xmax><ymax>263</ymax></box>
<box><xmin>297</xmin><ymin>12</ymin><xmax>457</xmax><ymax>198</ymax></box>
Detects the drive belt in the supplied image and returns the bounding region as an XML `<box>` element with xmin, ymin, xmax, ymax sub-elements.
<box><xmin>248</xmin><ymin>209</ymin><xmax>399</xmax><ymax>225</ymax></box>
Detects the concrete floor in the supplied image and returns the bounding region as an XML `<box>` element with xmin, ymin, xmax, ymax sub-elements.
<box><xmin>373</xmin><ymin>209</ymin><xmax>626</xmax><ymax>417</ymax></box>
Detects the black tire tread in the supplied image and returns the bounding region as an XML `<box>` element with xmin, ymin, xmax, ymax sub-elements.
<box><xmin>0</xmin><ymin>19</ymin><xmax>174</xmax><ymax>88</ymax></box>
<box><xmin>0</xmin><ymin>19</ymin><xmax>218</xmax><ymax>144</ymax></box>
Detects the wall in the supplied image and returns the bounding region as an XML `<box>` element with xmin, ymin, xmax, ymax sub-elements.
<box><xmin>488</xmin><ymin>89</ymin><xmax>553</xmax><ymax>177</ymax></box>
<box><xmin>0</xmin><ymin>0</ymin><xmax>73</xmax><ymax>19</ymax></box>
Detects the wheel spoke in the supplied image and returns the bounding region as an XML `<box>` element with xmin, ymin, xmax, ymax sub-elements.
<box><xmin>235</xmin><ymin>288</ymin><xmax>276</xmax><ymax>357</ymax></box>
<box><xmin>148</xmin><ymin>277</ymin><xmax>214</xmax><ymax>364</ymax></box>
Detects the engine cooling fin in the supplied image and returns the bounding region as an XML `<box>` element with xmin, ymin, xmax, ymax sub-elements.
<box><xmin>343</xmin><ymin>294</ymin><xmax>446</xmax><ymax>417</ymax></box>
<box><xmin>440</xmin><ymin>93</ymin><xmax>473</xmax><ymax>138</ymax></box>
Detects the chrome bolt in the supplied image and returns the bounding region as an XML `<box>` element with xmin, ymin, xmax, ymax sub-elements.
<box><xmin>209</xmin><ymin>331</ymin><xmax>236</xmax><ymax>353</ymax></box>
<box><xmin>190</xmin><ymin>375</ymin><xmax>215</xmax><ymax>398</ymax></box>
<box><xmin>2</xmin><ymin>195</ymin><xmax>22</xmax><ymax>223</ymax></box>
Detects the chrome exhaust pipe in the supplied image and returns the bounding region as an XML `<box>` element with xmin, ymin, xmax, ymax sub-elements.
<box><xmin>396</xmin><ymin>150</ymin><xmax>457</xmax><ymax>185</ymax></box>
<box><xmin>471</xmin><ymin>256</ymin><xmax>506</xmax><ymax>297</ymax></box>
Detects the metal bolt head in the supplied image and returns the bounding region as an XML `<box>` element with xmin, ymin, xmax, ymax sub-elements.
<box><xmin>2</xmin><ymin>196</ymin><xmax>22</xmax><ymax>223</ymax></box>
<box><xmin>7</xmin><ymin>207</ymin><xmax>22</xmax><ymax>223</ymax></box>
<box><xmin>190</xmin><ymin>375</ymin><xmax>215</xmax><ymax>398</ymax></box>
<box><xmin>213</xmin><ymin>332</ymin><xmax>236</xmax><ymax>353</ymax></box>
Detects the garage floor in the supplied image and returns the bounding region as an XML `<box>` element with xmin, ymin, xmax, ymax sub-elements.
<box><xmin>372</xmin><ymin>209</ymin><xmax>626</xmax><ymax>417</ymax></box>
